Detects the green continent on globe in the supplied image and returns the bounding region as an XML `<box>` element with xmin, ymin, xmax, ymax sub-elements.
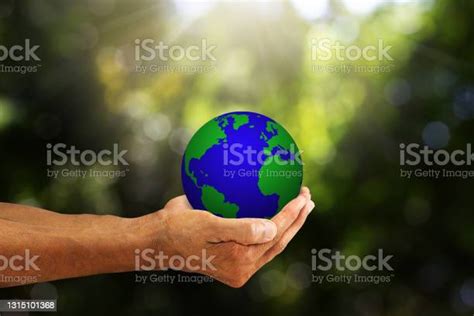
<box><xmin>184</xmin><ymin>118</ymin><xmax>226</xmax><ymax>185</ymax></box>
<box><xmin>231</xmin><ymin>114</ymin><xmax>249</xmax><ymax>130</ymax></box>
<box><xmin>201</xmin><ymin>185</ymin><xmax>239</xmax><ymax>218</ymax></box>
<box><xmin>258</xmin><ymin>121</ymin><xmax>302</xmax><ymax>211</ymax></box>
<box><xmin>181</xmin><ymin>111</ymin><xmax>303</xmax><ymax>218</ymax></box>
<box><xmin>258</xmin><ymin>154</ymin><xmax>302</xmax><ymax>212</ymax></box>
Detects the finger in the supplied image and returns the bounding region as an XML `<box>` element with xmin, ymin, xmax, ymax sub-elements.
<box><xmin>271</xmin><ymin>189</ymin><xmax>310</xmax><ymax>239</ymax></box>
<box><xmin>258</xmin><ymin>200</ymin><xmax>315</xmax><ymax>266</ymax></box>
<box><xmin>206</xmin><ymin>187</ymin><xmax>310</xmax><ymax>245</ymax></box>
<box><xmin>300</xmin><ymin>186</ymin><xmax>310</xmax><ymax>199</ymax></box>
<box><xmin>246</xmin><ymin>191</ymin><xmax>310</xmax><ymax>256</ymax></box>
<box><xmin>207</xmin><ymin>217</ymin><xmax>277</xmax><ymax>245</ymax></box>
<box><xmin>248</xmin><ymin>195</ymin><xmax>310</xmax><ymax>257</ymax></box>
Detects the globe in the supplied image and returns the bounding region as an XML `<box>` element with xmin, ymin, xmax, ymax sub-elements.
<box><xmin>181</xmin><ymin>111</ymin><xmax>303</xmax><ymax>218</ymax></box>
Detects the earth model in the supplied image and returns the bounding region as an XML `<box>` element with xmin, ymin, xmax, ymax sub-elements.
<box><xmin>181</xmin><ymin>111</ymin><xmax>303</xmax><ymax>218</ymax></box>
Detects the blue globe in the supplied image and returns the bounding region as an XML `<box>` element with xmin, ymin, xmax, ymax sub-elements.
<box><xmin>181</xmin><ymin>111</ymin><xmax>303</xmax><ymax>218</ymax></box>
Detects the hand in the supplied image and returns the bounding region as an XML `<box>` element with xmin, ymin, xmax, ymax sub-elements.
<box><xmin>0</xmin><ymin>187</ymin><xmax>314</xmax><ymax>288</ymax></box>
<box><xmin>138</xmin><ymin>187</ymin><xmax>315</xmax><ymax>288</ymax></box>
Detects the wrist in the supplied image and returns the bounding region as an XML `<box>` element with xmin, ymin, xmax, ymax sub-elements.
<box><xmin>119</xmin><ymin>211</ymin><xmax>172</xmax><ymax>271</ymax></box>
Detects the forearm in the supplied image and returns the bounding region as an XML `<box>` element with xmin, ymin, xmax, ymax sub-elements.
<box><xmin>0</xmin><ymin>189</ymin><xmax>314</xmax><ymax>289</ymax></box>
<box><xmin>0</xmin><ymin>210</ymin><xmax>166</xmax><ymax>288</ymax></box>
<box><xmin>0</xmin><ymin>202</ymin><xmax>126</xmax><ymax>229</ymax></box>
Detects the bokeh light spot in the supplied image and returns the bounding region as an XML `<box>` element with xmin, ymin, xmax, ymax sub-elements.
<box><xmin>422</xmin><ymin>121</ymin><xmax>450</xmax><ymax>149</ymax></box>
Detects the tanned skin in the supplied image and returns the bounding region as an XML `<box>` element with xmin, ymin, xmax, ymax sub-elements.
<box><xmin>0</xmin><ymin>187</ymin><xmax>314</xmax><ymax>288</ymax></box>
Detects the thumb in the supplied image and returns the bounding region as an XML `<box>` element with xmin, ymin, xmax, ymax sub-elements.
<box><xmin>208</xmin><ymin>217</ymin><xmax>277</xmax><ymax>245</ymax></box>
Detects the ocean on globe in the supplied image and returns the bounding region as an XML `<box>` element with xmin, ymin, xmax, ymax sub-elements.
<box><xmin>181</xmin><ymin>111</ymin><xmax>303</xmax><ymax>218</ymax></box>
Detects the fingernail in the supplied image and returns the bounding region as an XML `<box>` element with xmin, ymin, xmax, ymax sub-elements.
<box><xmin>261</xmin><ymin>221</ymin><xmax>277</xmax><ymax>242</ymax></box>
<box><xmin>301</xmin><ymin>187</ymin><xmax>310</xmax><ymax>196</ymax></box>
<box><xmin>308</xmin><ymin>202</ymin><xmax>315</xmax><ymax>214</ymax></box>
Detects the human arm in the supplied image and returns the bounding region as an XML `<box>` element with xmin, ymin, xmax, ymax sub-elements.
<box><xmin>0</xmin><ymin>187</ymin><xmax>314</xmax><ymax>288</ymax></box>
